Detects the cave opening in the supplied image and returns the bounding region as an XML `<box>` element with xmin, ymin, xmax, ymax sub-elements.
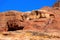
<box><xmin>7</xmin><ymin>21</ymin><xmax>24</xmax><ymax>31</ymax></box>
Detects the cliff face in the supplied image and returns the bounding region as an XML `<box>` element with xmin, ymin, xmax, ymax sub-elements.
<box><xmin>0</xmin><ymin>6</ymin><xmax>60</xmax><ymax>40</ymax></box>
<box><xmin>0</xmin><ymin>6</ymin><xmax>60</xmax><ymax>32</ymax></box>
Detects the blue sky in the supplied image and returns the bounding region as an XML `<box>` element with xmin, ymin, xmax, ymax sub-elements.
<box><xmin>0</xmin><ymin>0</ymin><xmax>56</xmax><ymax>12</ymax></box>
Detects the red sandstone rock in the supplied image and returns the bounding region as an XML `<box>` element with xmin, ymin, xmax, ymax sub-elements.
<box><xmin>0</xmin><ymin>6</ymin><xmax>60</xmax><ymax>33</ymax></box>
<box><xmin>0</xmin><ymin>1</ymin><xmax>60</xmax><ymax>40</ymax></box>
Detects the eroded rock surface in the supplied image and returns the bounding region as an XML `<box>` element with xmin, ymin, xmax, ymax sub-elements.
<box><xmin>0</xmin><ymin>6</ymin><xmax>60</xmax><ymax>40</ymax></box>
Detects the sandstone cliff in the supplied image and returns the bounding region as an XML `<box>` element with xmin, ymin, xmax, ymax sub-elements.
<box><xmin>0</xmin><ymin>6</ymin><xmax>60</xmax><ymax>40</ymax></box>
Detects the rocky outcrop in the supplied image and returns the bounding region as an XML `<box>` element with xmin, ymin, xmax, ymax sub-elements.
<box><xmin>0</xmin><ymin>6</ymin><xmax>60</xmax><ymax>40</ymax></box>
<box><xmin>0</xmin><ymin>7</ymin><xmax>60</xmax><ymax>31</ymax></box>
<box><xmin>0</xmin><ymin>6</ymin><xmax>60</xmax><ymax>32</ymax></box>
